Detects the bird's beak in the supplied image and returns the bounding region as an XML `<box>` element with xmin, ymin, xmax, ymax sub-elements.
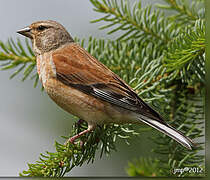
<box><xmin>17</xmin><ymin>26</ymin><xmax>32</xmax><ymax>39</ymax></box>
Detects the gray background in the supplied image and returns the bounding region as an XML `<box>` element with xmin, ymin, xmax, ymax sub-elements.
<box><xmin>0</xmin><ymin>0</ymin><xmax>160</xmax><ymax>177</ymax></box>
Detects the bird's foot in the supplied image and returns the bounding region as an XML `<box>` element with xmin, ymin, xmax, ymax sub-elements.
<box><xmin>65</xmin><ymin>122</ymin><xmax>96</xmax><ymax>146</ymax></box>
<box><xmin>65</xmin><ymin>129</ymin><xmax>90</xmax><ymax>145</ymax></box>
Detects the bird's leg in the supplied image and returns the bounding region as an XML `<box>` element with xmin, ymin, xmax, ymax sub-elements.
<box><xmin>69</xmin><ymin>129</ymin><xmax>90</xmax><ymax>144</ymax></box>
<box><xmin>65</xmin><ymin>123</ymin><xmax>95</xmax><ymax>145</ymax></box>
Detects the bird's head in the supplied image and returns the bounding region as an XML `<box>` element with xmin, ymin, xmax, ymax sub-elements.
<box><xmin>17</xmin><ymin>20</ymin><xmax>74</xmax><ymax>55</ymax></box>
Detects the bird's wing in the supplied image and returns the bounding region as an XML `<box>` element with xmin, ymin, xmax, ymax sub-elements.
<box><xmin>52</xmin><ymin>43</ymin><xmax>165</xmax><ymax>123</ymax></box>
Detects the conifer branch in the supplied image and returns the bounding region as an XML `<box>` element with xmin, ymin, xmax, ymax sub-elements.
<box><xmin>0</xmin><ymin>39</ymin><xmax>38</xmax><ymax>84</ymax></box>
<box><xmin>157</xmin><ymin>0</ymin><xmax>205</xmax><ymax>25</ymax></box>
<box><xmin>20</xmin><ymin>122</ymin><xmax>137</xmax><ymax>177</ymax></box>
<box><xmin>163</xmin><ymin>19</ymin><xmax>205</xmax><ymax>84</ymax></box>
<box><xmin>90</xmin><ymin>0</ymin><xmax>173</xmax><ymax>43</ymax></box>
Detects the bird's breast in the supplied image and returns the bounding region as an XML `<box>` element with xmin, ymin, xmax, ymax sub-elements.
<box><xmin>36</xmin><ymin>53</ymin><xmax>56</xmax><ymax>86</ymax></box>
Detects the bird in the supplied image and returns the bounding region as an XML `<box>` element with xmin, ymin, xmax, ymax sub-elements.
<box><xmin>17</xmin><ymin>20</ymin><xmax>194</xmax><ymax>149</ymax></box>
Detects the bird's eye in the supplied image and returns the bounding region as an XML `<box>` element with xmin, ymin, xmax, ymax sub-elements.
<box><xmin>37</xmin><ymin>25</ymin><xmax>47</xmax><ymax>31</ymax></box>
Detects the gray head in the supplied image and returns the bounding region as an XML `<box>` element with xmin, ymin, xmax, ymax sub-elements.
<box><xmin>17</xmin><ymin>20</ymin><xmax>74</xmax><ymax>55</ymax></box>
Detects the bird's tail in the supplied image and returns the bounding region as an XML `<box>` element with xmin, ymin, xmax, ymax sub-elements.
<box><xmin>137</xmin><ymin>115</ymin><xmax>195</xmax><ymax>150</ymax></box>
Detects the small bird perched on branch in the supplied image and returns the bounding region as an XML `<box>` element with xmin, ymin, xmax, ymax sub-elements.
<box><xmin>17</xmin><ymin>20</ymin><xmax>194</xmax><ymax>149</ymax></box>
